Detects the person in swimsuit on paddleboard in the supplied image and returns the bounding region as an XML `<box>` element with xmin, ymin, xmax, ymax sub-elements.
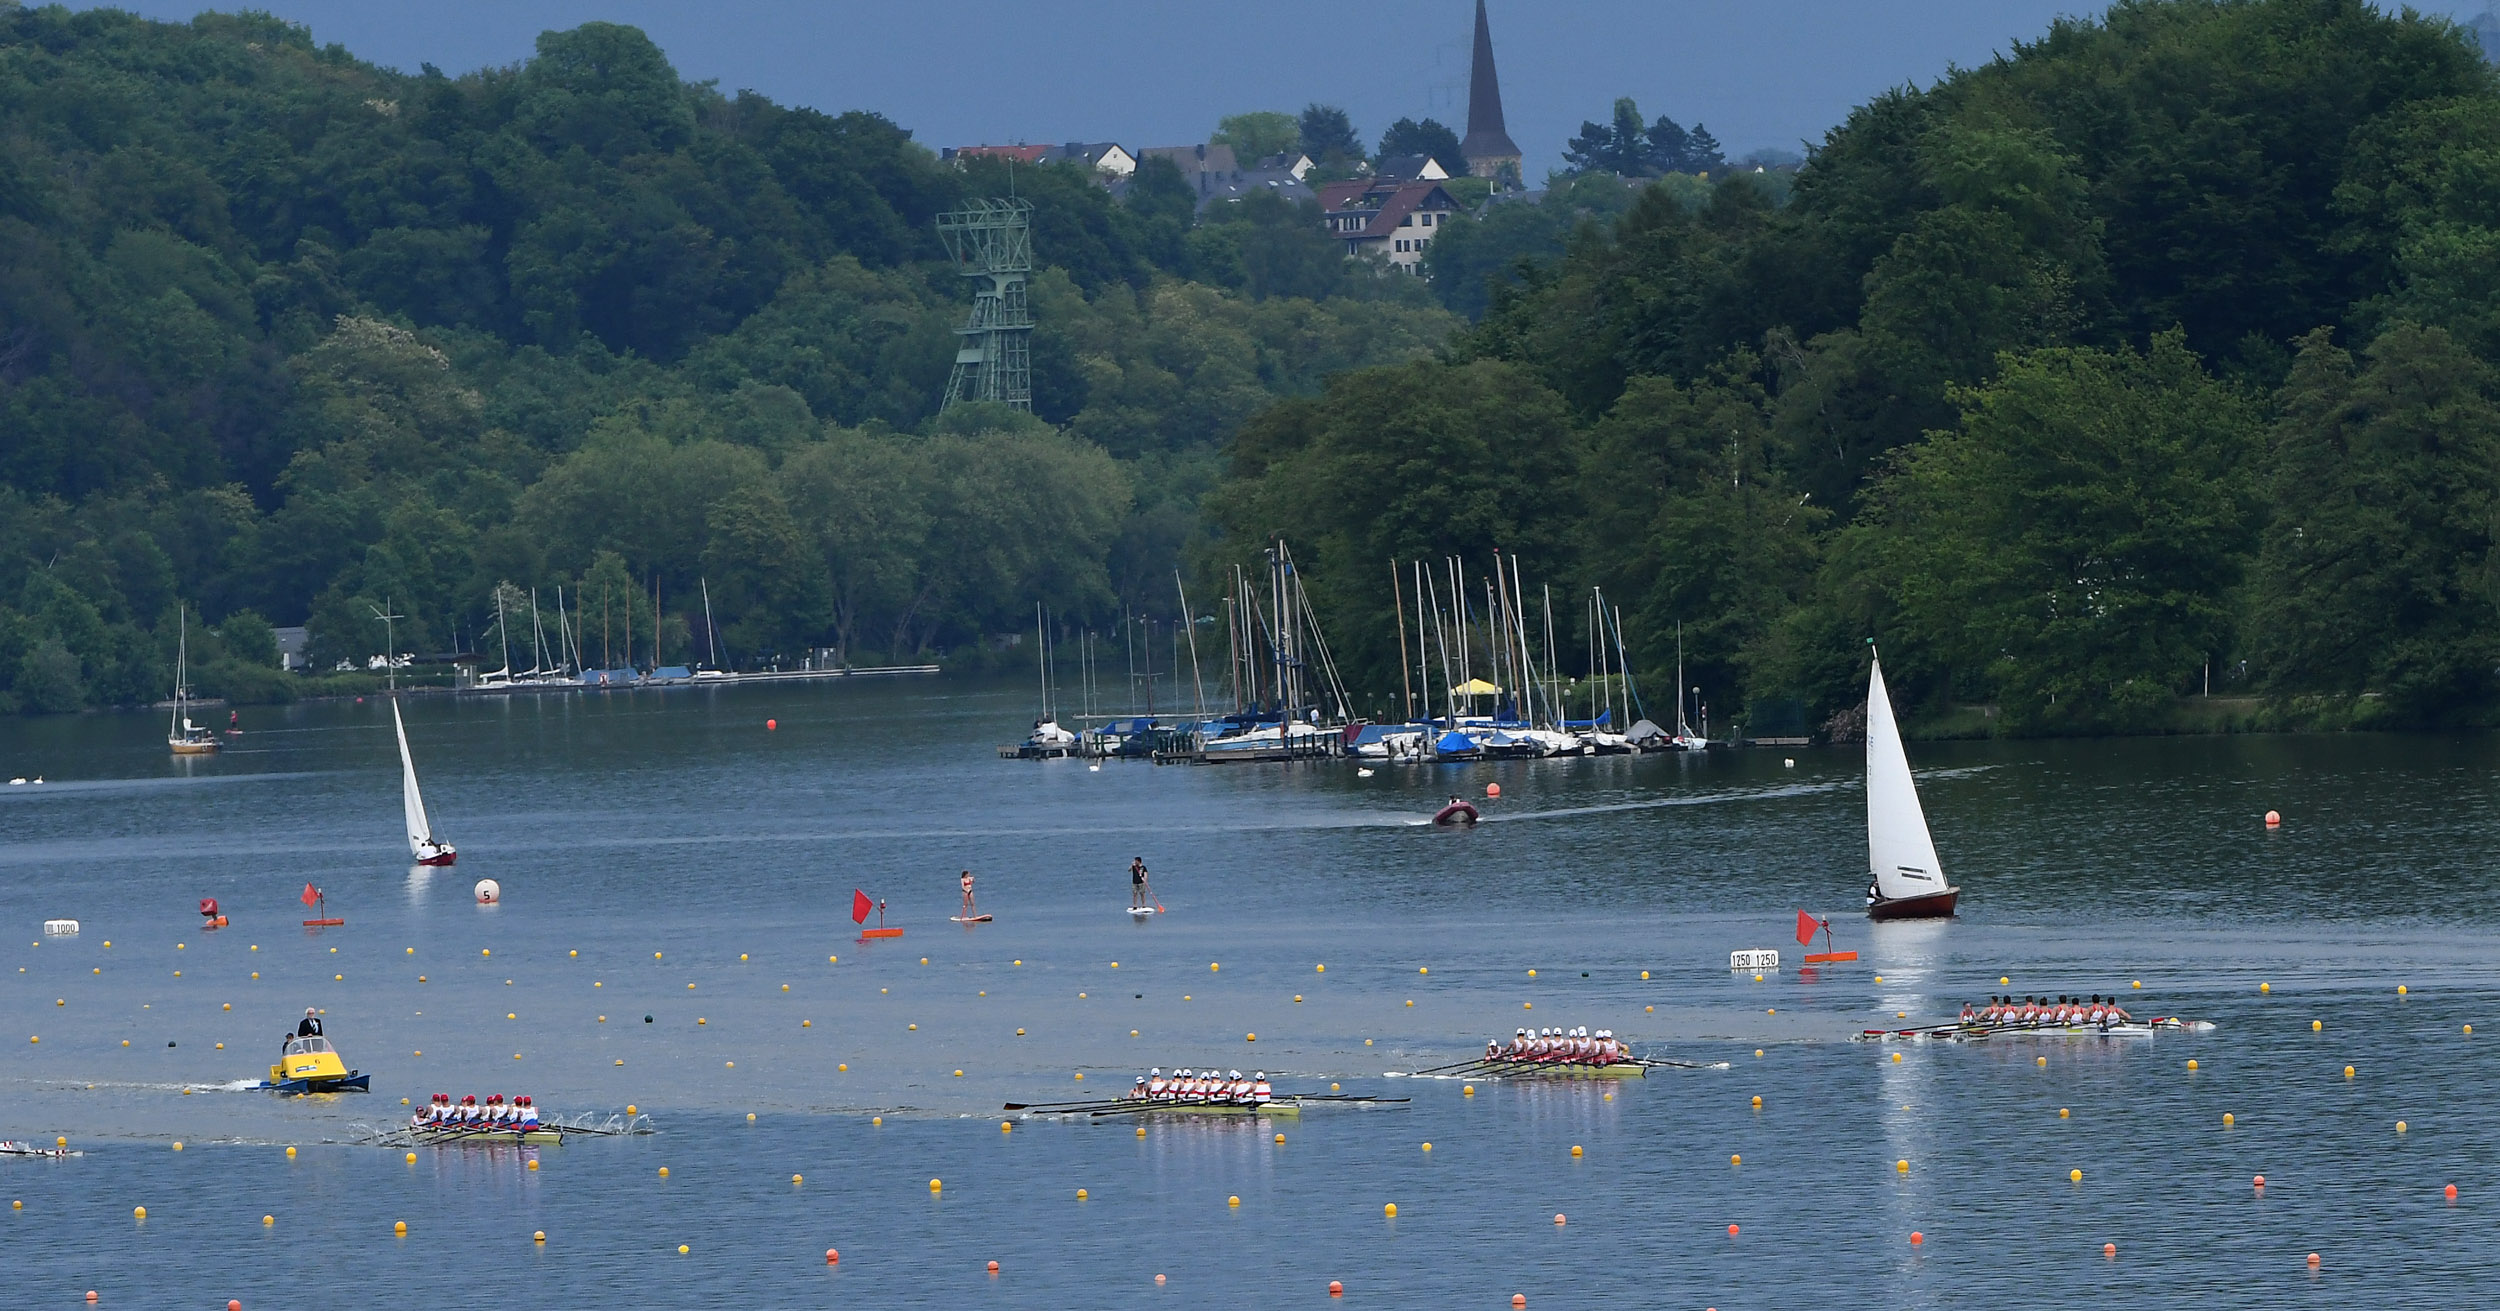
<box><xmin>959</xmin><ymin>870</ymin><xmax>976</xmax><ymax>918</ymax></box>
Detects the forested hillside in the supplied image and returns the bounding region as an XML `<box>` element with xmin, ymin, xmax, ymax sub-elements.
<box><xmin>1216</xmin><ymin>0</ymin><xmax>2500</xmax><ymax>733</ymax></box>
<box><xmin>0</xmin><ymin>6</ymin><xmax>1454</xmax><ymax>708</ymax></box>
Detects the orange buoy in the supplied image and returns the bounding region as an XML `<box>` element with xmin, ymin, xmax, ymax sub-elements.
<box><xmin>2306</xmin><ymin>1252</ymin><xmax>2320</xmax><ymax>1267</ymax></box>
<box><xmin>1910</xmin><ymin>1231</ymin><xmax>1924</xmax><ymax>1245</ymax></box>
<box><xmin>1155</xmin><ymin>1274</ymin><xmax>1166</xmax><ymax>1285</ymax></box>
<box><xmin>1553</xmin><ymin>1213</ymin><xmax>1566</xmax><ymax>1225</ymax></box>
<box><xmin>2446</xmin><ymin>1184</ymin><xmax>2459</xmax><ymax>1201</ymax></box>
<box><xmin>2253</xmin><ymin>1174</ymin><xmax>2267</xmax><ymax>1188</ymax></box>
<box><xmin>986</xmin><ymin>1261</ymin><xmax>999</xmax><ymax>1274</ymax></box>
<box><xmin>1328</xmin><ymin>1281</ymin><xmax>1343</xmax><ymax>1298</ymax></box>
<box><xmin>766</xmin><ymin>719</ymin><xmax>778</xmax><ymax>730</ymax></box>
<box><xmin>2103</xmin><ymin>1242</ymin><xmax>2117</xmax><ymax>1258</ymax></box>
<box><xmin>1727</xmin><ymin>1223</ymin><xmax>1739</xmax><ymax>1236</ymax></box>
<box><xmin>1511</xmin><ymin>1297</ymin><xmax>1526</xmax><ymax>1309</ymax></box>
<box><xmin>825</xmin><ymin>1249</ymin><xmax>839</xmax><ymax>1264</ymax></box>
<box><xmin>2265</xmin><ymin>810</ymin><xmax>2280</xmax><ymax>826</ymax></box>
<box><xmin>1486</xmin><ymin>783</ymin><xmax>1502</xmax><ymax>799</ymax></box>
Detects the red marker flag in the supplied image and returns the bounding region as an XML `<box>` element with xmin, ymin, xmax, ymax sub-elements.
<box><xmin>1795</xmin><ymin>910</ymin><xmax>1821</xmax><ymax>945</ymax></box>
<box><xmin>851</xmin><ymin>889</ymin><xmax>872</xmax><ymax>925</ymax></box>
<box><xmin>301</xmin><ymin>883</ymin><xmax>321</xmax><ymax>908</ymax></box>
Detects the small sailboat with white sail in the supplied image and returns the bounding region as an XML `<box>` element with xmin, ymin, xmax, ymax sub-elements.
<box><xmin>1864</xmin><ymin>647</ymin><xmax>1958</xmax><ymax>920</ymax></box>
<box><xmin>392</xmin><ymin>698</ymin><xmax>456</xmax><ymax>866</ymax></box>
<box><xmin>167</xmin><ymin>606</ymin><xmax>220</xmax><ymax>755</ymax></box>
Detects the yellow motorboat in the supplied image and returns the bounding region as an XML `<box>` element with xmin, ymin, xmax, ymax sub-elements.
<box><xmin>257</xmin><ymin>1035</ymin><xmax>369</xmax><ymax>1094</ymax></box>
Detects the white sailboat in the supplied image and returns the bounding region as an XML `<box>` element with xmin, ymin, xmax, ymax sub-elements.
<box><xmin>1864</xmin><ymin>650</ymin><xmax>1958</xmax><ymax>919</ymax></box>
<box><xmin>392</xmin><ymin>698</ymin><xmax>456</xmax><ymax>866</ymax></box>
<box><xmin>167</xmin><ymin>607</ymin><xmax>220</xmax><ymax>755</ymax></box>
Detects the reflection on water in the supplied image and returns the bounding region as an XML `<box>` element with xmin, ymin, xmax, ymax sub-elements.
<box><xmin>0</xmin><ymin>682</ymin><xmax>2492</xmax><ymax>1304</ymax></box>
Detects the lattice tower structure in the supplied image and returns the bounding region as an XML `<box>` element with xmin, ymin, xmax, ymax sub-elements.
<box><xmin>936</xmin><ymin>197</ymin><xmax>1036</xmax><ymax>411</ymax></box>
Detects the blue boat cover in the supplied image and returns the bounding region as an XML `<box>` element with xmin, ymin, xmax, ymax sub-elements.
<box><xmin>1436</xmin><ymin>730</ymin><xmax>1477</xmax><ymax>754</ymax></box>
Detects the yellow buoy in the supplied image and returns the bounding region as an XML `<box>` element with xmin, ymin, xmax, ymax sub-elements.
<box><xmin>2345</xmin><ymin>1065</ymin><xmax>2356</xmax><ymax>1078</ymax></box>
<box><xmin>1464</xmin><ymin>1086</ymin><xmax>1475</xmax><ymax>1096</ymax></box>
<box><xmin>2070</xmin><ymin>1169</ymin><xmax>2083</xmax><ymax>1182</ymax></box>
<box><xmin>394</xmin><ymin>1220</ymin><xmax>408</xmax><ymax>1235</ymax></box>
<box><xmin>1228</xmin><ymin>1195</ymin><xmax>1241</xmax><ymax>1206</ymax></box>
<box><xmin>2313</xmin><ymin>1020</ymin><xmax>2323</xmax><ymax>1031</ymax></box>
<box><xmin>264</xmin><ymin>1215</ymin><xmax>274</xmax><ymax>1226</ymax></box>
<box><xmin>1383</xmin><ymin>1203</ymin><xmax>1398</xmax><ymax>1217</ymax></box>
<box><xmin>534</xmin><ymin>1231</ymin><xmax>546</xmax><ymax>1243</ymax></box>
<box><xmin>1641</xmin><ymin>970</ymin><xmax>1650</xmax><ymax>980</ymax></box>
<box><xmin>172</xmin><ymin>1142</ymin><xmax>183</xmax><ymax>1152</ymax></box>
<box><xmin>2397</xmin><ymin>1120</ymin><xmax>2409</xmax><ymax>1133</ymax></box>
<box><xmin>2187</xmin><ymin>1059</ymin><xmax>2199</xmax><ymax>1071</ymax></box>
<box><xmin>929</xmin><ymin>1178</ymin><xmax>942</xmax><ymax>1191</ymax></box>
<box><xmin>1730</xmin><ymin>1155</ymin><xmax>1741</xmax><ymax>1166</ymax></box>
<box><xmin>2260</xmin><ymin>982</ymin><xmax>2270</xmax><ymax>993</ymax></box>
<box><xmin>1570</xmin><ymin>1145</ymin><xmax>1582</xmax><ymax>1157</ymax></box>
<box><xmin>1135</xmin><ymin>1127</ymin><xmax>1145</xmax><ymax>1138</ymax></box>
<box><xmin>134</xmin><ymin>1207</ymin><xmax>146</xmax><ymax>1219</ymax></box>
<box><xmin>1751</xmin><ymin>1095</ymin><xmax>1762</xmax><ymax>1107</ymax></box>
<box><xmin>1076</xmin><ymin>1188</ymin><xmax>1088</xmax><ymax>1199</ymax></box>
<box><xmin>658</xmin><ymin>1167</ymin><xmax>669</xmax><ymax>1177</ymax></box>
<box><xmin>2223</xmin><ymin>1113</ymin><xmax>2235</xmax><ymax>1126</ymax></box>
<box><xmin>1273</xmin><ymin>1133</ymin><xmax>1284</xmax><ymax>1144</ymax></box>
<box><xmin>2058</xmin><ymin>1108</ymin><xmax>2069</xmax><ymax>1119</ymax></box>
<box><xmin>677</xmin><ymin>1245</ymin><xmax>689</xmax><ymax>1255</ymax></box>
<box><xmin>527</xmin><ymin>1160</ymin><xmax>538</xmax><ymax>1171</ymax></box>
<box><xmin>2399</xmin><ymin>985</ymin><xmax>2409</xmax><ymax>996</ymax></box>
<box><xmin>1897</xmin><ymin>1160</ymin><xmax>1909</xmax><ymax>1173</ymax></box>
<box><xmin>406</xmin><ymin>1152</ymin><xmax>417</xmax><ymax>1163</ymax></box>
<box><xmin>285</xmin><ymin>1146</ymin><xmax>296</xmax><ymax>1158</ymax></box>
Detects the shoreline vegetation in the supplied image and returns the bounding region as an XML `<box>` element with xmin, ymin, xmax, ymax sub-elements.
<box><xmin>2</xmin><ymin>3</ymin><xmax>2498</xmax><ymax>738</ymax></box>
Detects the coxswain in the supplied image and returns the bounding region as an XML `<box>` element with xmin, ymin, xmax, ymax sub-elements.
<box><xmin>296</xmin><ymin>1008</ymin><xmax>323</xmax><ymax>1038</ymax></box>
<box><xmin>517</xmin><ymin>1097</ymin><xmax>540</xmax><ymax>1130</ymax></box>
<box><xmin>1960</xmin><ymin>1000</ymin><xmax>1977</xmax><ymax>1023</ymax></box>
<box><xmin>1487</xmin><ymin>1036</ymin><xmax>1504</xmax><ymax>1060</ymax></box>
<box><xmin>1130</xmin><ymin>1074</ymin><xmax>1149</xmax><ymax>1100</ymax></box>
<box><xmin>1251</xmin><ymin>1072</ymin><xmax>1273</xmax><ymax>1104</ymax></box>
<box><xmin>410</xmin><ymin>1097</ymin><xmax>432</xmax><ymax>1128</ymax></box>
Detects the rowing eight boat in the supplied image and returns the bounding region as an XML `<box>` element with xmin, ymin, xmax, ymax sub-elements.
<box><xmin>1854</xmin><ymin>1017</ymin><xmax>2214</xmax><ymax>1043</ymax></box>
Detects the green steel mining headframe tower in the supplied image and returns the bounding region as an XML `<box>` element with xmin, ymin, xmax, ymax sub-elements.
<box><xmin>936</xmin><ymin>197</ymin><xmax>1035</xmax><ymax>411</ymax></box>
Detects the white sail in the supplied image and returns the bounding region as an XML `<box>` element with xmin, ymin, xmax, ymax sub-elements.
<box><xmin>393</xmin><ymin>699</ymin><xmax>431</xmax><ymax>858</ymax></box>
<box><xmin>1866</xmin><ymin>655</ymin><xmax>1946</xmax><ymax>901</ymax></box>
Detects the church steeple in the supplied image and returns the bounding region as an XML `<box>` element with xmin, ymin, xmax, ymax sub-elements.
<box><xmin>1459</xmin><ymin>0</ymin><xmax>1522</xmax><ymax>183</ymax></box>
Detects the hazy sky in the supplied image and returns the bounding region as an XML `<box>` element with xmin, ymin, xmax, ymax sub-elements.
<box><xmin>74</xmin><ymin>1</ymin><xmax>2499</xmax><ymax>175</ymax></box>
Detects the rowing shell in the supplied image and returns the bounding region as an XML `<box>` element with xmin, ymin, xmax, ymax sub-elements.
<box><xmin>1096</xmin><ymin>1100</ymin><xmax>1302</xmax><ymax>1118</ymax></box>
<box><xmin>1393</xmin><ymin>1059</ymin><xmax>1650</xmax><ymax>1080</ymax></box>
<box><xmin>1854</xmin><ymin>1017</ymin><xmax>2214</xmax><ymax>1043</ymax></box>
<box><xmin>0</xmin><ymin>1141</ymin><xmax>80</xmax><ymax>1158</ymax></box>
<box><xmin>405</xmin><ymin>1126</ymin><xmax>568</xmax><ymax>1145</ymax></box>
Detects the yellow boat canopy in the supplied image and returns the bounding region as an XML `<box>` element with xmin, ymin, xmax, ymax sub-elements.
<box><xmin>1453</xmin><ymin>678</ymin><xmax>1502</xmax><ymax>695</ymax></box>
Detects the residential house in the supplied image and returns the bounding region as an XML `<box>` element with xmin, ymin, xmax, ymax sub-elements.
<box><xmin>1252</xmin><ymin>152</ymin><xmax>1317</xmax><ymax>180</ymax></box>
<box><xmin>1316</xmin><ymin>177</ymin><xmax>1462</xmax><ymax>273</ymax></box>
<box><xmin>1370</xmin><ymin>155</ymin><xmax>1451</xmax><ymax>182</ymax></box>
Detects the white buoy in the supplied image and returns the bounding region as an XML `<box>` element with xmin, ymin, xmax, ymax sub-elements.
<box><xmin>1783</xmin><ymin>758</ymin><xmax>1795</xmax><ymax>767</ymax></box>
<box><xmin>474</xmin><ymin>879</ymin><xmax>500</xmax><ymax>905</ymax></box>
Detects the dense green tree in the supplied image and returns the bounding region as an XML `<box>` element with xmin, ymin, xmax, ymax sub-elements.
<box><xmin>2251</xmin><ymin>324</ymin><xmax>2500</xmax><ymax>719</ymax></box>
<box><xmin>1213</xmin><ymin>112</ymin><xmax>1300</xmax><ymax>164</ymax></box>
<box><xmin>1815</xmin><ymin>335</ymin><xmax>2260</xmax><ymax>731</ymax></box>
<box><xmin>1297</xmin><ymin>105</ymin><xmax>1364</xmax><ymax>165</ymax></box>
<box><xmin>1377</xmin><ymin>118</ymin><xmax>1464</xmax><ymax>170</ymax></box>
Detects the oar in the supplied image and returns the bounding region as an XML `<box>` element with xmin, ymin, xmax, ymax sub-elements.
<box><xmin>1295</xmin><ymin>1095</ymin><xmax>1411</xmax><ymax>1104</ymax></box>
<box><xmin>1004</xmin><ymin>1099</ymin><xmax>1126</xmax><ymax>1111</ymax></box>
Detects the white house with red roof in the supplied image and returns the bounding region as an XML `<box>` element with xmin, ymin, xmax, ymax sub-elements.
<box><xmin>1316</xmin><ymin>177</ymin><xmax>1461</xmax><ymax>273</ymax></box>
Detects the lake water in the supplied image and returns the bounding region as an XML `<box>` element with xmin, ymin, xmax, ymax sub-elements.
<box><xmin>1</xmin><ymin>681</ymin><xmax>2493</xmax><ymax>1307</ymax></box>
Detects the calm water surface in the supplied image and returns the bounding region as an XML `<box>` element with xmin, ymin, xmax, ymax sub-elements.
<box><xmin>1</xmin><ymin>680</ymin><xmax>2494</xmax><ymax>1307</ymax></box>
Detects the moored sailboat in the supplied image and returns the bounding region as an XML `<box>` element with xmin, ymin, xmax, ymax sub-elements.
<box><xmin>167</xmin><ymin>606</ymin><xmax>220</xmax><ymax>755</ymax></box>
<box><xmin>393</xmin><ymin>698</ymin><xmax>456</xmax><ymax>866</ymax></box>
<box><xmin>1864</xmin><ymin>649</ymin><xmax>1959</xmax><ymax>920</ymax></box>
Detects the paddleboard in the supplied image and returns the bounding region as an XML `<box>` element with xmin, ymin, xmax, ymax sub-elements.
<box><xmin>1127</xmin><ymin>906</ymin><xmax>1156</xmax><ymax>917</ymax></box>
<box><xmin>950</xmin><ymin>914</ymin><xmax>993</xmax><ymax>924</ymax></box>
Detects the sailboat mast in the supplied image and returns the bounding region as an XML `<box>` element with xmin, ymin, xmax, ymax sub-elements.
<box><xmin>1392</xmin><ymin>560</ymin><xmax>1412</xmax><ymax>722</ymax></box>
<box><xmin>171</xmin><ymin>606</ymin><xmax>185</xmax><ymax>737</ymax></box>
<box><xmin>700</xmin><ymin>577</ymin><xmax>719</xmax><ymax>669</ymax></box>
<box><xmin>1176</xmin><ymin>571</ymin><xmax>1207</xmax><ymax>720</ymax></box>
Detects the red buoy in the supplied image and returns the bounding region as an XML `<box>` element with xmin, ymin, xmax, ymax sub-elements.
<box><xmin>767</xmin><ymin>719</ymin><xmax>778</xmax><ymax>731</ymax></box>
